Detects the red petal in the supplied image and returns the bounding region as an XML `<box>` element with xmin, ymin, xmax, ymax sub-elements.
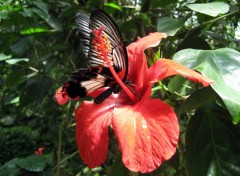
<box><xmin>127</xmin><ymin>33</ymin><xmax>167</xmax><ymax>94</ymax></box>
<box><xmin>75</xmin><ymin>101</ymin><xmax>114</xmax><ymax>168</ymax></box>
<box><xmin>148</xmin><ymin>58</ymin><xmax>213</xmax><ymax>87</ymax></box>
<box><xmin>35</xmin><ymin>147</ymin><xmax>44</xmax><ymax>155</ymax></box>
<box><xmin>112</xmin><ymin>98</ymin><xmax>179</xmax><ymax>173</ymax></box>
<box><xmin>55</xmin><ymin>87</ymin><xmax>70</xmax><ymax>105</ymax></box>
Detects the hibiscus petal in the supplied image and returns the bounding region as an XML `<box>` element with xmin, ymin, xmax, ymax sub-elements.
<box><xmin>127</xmin><ymin>32</ymin><xmax>167</xmax><ymax>94</ymax></box>
<box><xmin>75</xmin><ymin>101</ymin><xmax>114</xmax><ymax>168</ymax></box>
<box><xmin>112</xmin><ymin>98</ymin><xmax>179</xmax><ymax>173</ymax></box>
<box><xmin>147</xmin><ymin>58</ymin><xmax>213</xmax><ymax>89</ymax></box>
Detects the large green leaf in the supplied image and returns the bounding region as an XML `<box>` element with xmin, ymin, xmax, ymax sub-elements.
<box><xmin>17</xmin><ymin>154</ymin><xmax>53</xmax><ymax>172</ymax></box>
<box><xmin>157</xmin><ymin>17</ymin><xmax>185</xmax><ymax>36</ymax></box>
<box><xmin>0</xmin><ymin>158</ymin><xmax>20</xmax><ymax>176</ymax></box>
<box><xmin>186</xmin><ymin>104</ymin><xmax>240</xmax><ymax>176</ymax></box>
<box><xmin>185</xmin><ymin>2</ymin><xmax>229</xmax><ymax>17</ymax></box>
<box><xmin>173</xmin><ymin>48</ymin><xmax>240</xmax><ymax>123</ymax></box>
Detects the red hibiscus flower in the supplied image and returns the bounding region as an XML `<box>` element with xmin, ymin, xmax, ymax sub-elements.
<box><xmin>57</xmin><ymin>32</ymin><xmax>212</xmax><ymax>173</ymax></box>
<box><xmin>35</xmin><ymin>147</ymin><xmax>44</xmax><ymax>155</ymax></box>
<box><xmin>57</xmin><ymin>33</ymin><xmax>212</xmax><ymax>173</ymax></box>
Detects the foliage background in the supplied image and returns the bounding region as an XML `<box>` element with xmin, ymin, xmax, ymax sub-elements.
<box><xmin>0</xmin><ymin>0</ymin><xmax>239</xmax><ymax>175</ymax></box>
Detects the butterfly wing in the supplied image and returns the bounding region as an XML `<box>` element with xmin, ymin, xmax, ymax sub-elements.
<box><xmin>75</xmin><ymin>12</ymin><xmax>91</xmax><ymax>58</ymax></box>
<box><xmin>76</xmin><ymin>10</ymin><xmax>128</xmax><ymax>81</ymax></box>
<box><xmin>61</xmin><ymin>10</ymin><xmax>128</xmax><ymax>102</ymax></box>
<box><xmin>62</xmin><ymin>68</ymin><xmax>115</xmax><ymax>100</ymax></box>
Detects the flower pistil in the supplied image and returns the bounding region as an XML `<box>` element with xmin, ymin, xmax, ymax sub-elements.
<box><xmin>92</xmin><ymin>27</ymin><xmax>138</xmax><ymax>103</ymax></box>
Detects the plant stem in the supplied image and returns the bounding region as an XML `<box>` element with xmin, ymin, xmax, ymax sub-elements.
<box><xmin>56</xmin><ymin>117</ymin><xmax>66</xmax><ymax>176</ymax></box>
<box><xmin>57</xmin><ymin>151</ymin><xmax>79</xmax><ymax>166</ymax></box>
<box><xmin>202</xmin><ymin>10</ymin><xmax>239</xmax><ymax>26</ymax></box>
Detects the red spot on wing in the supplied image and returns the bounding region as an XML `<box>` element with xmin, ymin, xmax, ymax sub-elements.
<box><xmin>56</xmin><ymin>87</ymin><xmax>70</xmax><ymax>105</ymax></box>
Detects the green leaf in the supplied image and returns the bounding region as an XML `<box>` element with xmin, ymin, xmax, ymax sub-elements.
<box><xmin>20</xmin><ymin>77</ymin><xmax>52</xmax><ymax>105</ymax></box>
<box><xmin>10</xmin><ymin>37</ymin><xmax>32</xmax><ymax>55</ymax></box>
<box><xmin>0</xmin><ymin>158</ymin><xmax>20</xmax><ymax>176</ymax></box>
<box><xmin>185</xmin><ymin>2</ymin><xmax>230</xmax><ymax>17</ymax></box>
<box><xmin>0</xmin><ymin>53</ymin><xmax>12</xmax><ymax>61</ymax></box>
<box><xmin>177</xmin><ymin>86</ymin><xmax>215</xmax><ymax>114</ymax></box>
<box><xmin>5</xmin><ymin>58</ymin><xmax>29</xmax><ymax>64</ymax></box>
<box><xmin>104</xmin><ymin>3</ymin><xmax>122</xmax><ymax>11</ymax></box>
<box><xmin>173</xmin><ymin>48</ymin><xmax>240</xmax><ymax>123</ymax></box>
<box><xmin>168</xmin><ymin>75</ymin><xmax>194</xmax><ymax>95</ymax></box>
<box><xmin>5</xmin><ymin>69</ymin><xmax>25</xmax><ymax>87</ymax></box>
<box><xmin>33</xmin><ymin>0</ymin><xmax>49</xmax><ymax>14</ymax></box>
<box><xmin>186</xmin><ymin>104</ymin><xmax>240</xmax><ymax>176</ymax></box>
<box><xmin>20</xmin><ymin>27</ymin><xmax>49</xmax><ymax>34</ymax></box>
<box><xmin>157</xmin><ymin>17</ymin><xmax>185</xmax><ymax>36</ymax></box>
<box><xmin>0</xmin><ymin>11</ymin><xmax>9</xmax><ymax>19</ymax></box>
<box><xmin>17</xmin><ymin>154</ymin><xmax>53</xmax><ymax>172</ymax></box>
<box><xmin>31</xmin><ymin>7</ymin><xmax>61</xmax><ymax>31</ymax></box>
<box><xmin>32</xmin><ymin>7</ymin><xmax>48</xmax><ymax>20</ymax></box>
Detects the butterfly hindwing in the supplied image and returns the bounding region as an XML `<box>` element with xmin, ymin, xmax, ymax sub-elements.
<box><xmin>63</xmin><ymin>68</ymin><xmax>115</xmax><ymax>100</ymax></box>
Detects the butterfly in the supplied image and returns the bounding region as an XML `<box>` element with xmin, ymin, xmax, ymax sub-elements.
<box><xmin>60</xmin><ymin>10</ymin><xmax>128</xmax><ymax>104</ymax></box>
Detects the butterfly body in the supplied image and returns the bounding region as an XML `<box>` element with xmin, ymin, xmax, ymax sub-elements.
<box><xmin>60</xmin><ymin>10</ymin><xmax>128</xmax><ymax>104</ymax></box>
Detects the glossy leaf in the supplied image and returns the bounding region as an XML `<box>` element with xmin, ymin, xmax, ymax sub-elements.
<box><xmin>186</xmin><ymin>105</ymin><xmax>240</xmax><ymax>176</ymax></box>
<box><xmin>185</xmin><ymin>2</ymin><xmax>229</xmax><ymax>17</ymax></box>
<box><xmin>157</xmin><ymin>17</ymin><xmax>185</xmax><ymax>36</ymax></box>
<box><xmin>173</xmin><ymin>48</ymin><xmax>240</xmax><ymax>123</ymax></box>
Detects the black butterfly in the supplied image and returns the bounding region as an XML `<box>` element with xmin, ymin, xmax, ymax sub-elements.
<box><xmin>60</xmin><ymin>10</ymin><xmax>128</xmax><ymax>104</ymax></box>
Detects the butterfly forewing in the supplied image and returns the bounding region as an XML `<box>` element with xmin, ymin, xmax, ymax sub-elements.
<box><xmin>75</xmin><ymin>13</ymin><xmax>91</xmax><ymax>58</ymax></box>
<box><xmin>89</xmin><ymin>10</ymin><xmax>128</xmax><ymax>81</ymax></box>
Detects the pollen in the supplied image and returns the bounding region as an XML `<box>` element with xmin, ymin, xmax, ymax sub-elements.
<box><xmin>92</xmin><ymin>27</ymin><xmax>113</xmax><ymax>66</ymax></box>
